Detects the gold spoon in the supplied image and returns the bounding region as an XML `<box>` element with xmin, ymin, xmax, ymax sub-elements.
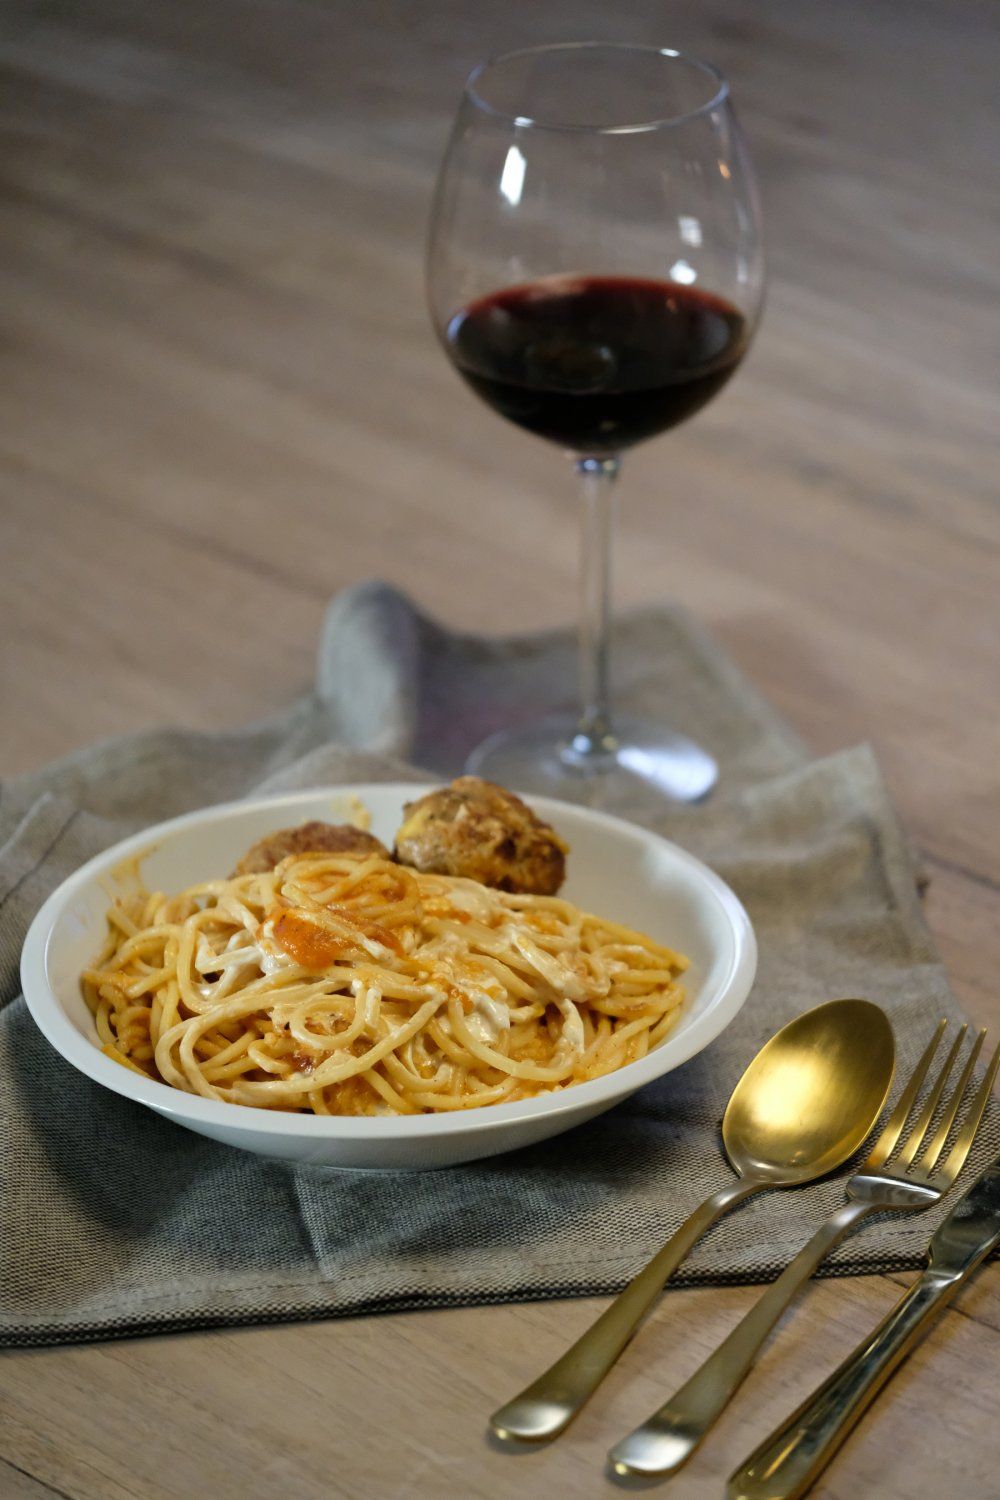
<box><xmin>489</xmin><ymin>997</ymin><xmax>895</xmax><ymax>1444</ymax></box>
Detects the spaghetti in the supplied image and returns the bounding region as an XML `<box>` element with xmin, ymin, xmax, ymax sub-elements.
<box><xmin>83</xmin><ymin>850</ymin><xmax>687</xmax><ymax>1114</ymax></box>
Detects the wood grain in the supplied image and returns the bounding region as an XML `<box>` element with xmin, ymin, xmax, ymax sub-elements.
<box><xmin>1</xmin><ymin>1</ymin><xmax>997</xmax><ymax>1497</ymax></box>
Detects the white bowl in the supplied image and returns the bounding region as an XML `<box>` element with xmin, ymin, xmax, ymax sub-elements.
<box><xmin>20</xmin><ymin>785</ymin><xmax>756</xmax><ymax>1170</ymax></box>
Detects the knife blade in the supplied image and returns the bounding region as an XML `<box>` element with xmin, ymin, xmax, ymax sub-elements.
<box><xmin>925</xmin><ymin>1153</ymin><xmax>1000</xmax><ymax>1274</ymax></box>
<box><xmin>728</xmin><ymin>1152</ymin><xmax>1000</xmax><ymax>1500</ymax></box>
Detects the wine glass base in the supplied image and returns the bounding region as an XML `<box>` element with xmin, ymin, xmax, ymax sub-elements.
<box><xmin>464</xmin><ymin>714</ymin><xmax>717</xmax><ymax>816</ymax></box>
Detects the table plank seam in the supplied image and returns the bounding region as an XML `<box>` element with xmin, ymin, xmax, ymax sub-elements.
<box><xmin>0</xmin><ymin>444</ymin><xmax>333</xmax><ymax>606</ymax></box>
<box><xmin>0</xmin><ymin>1454</ymin><xmax>76</xmax><ymax>1500</ymax></box>
<box><xmin>923</xmin><ymin>851</ymin><xmax>1000</xmax><ymax>898</ymax></box>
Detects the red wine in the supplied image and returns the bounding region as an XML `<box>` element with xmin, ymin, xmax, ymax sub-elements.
<box><xmin>445</xmin><ymin>275</ymin><xmax>747</xmax><ymax>454</ymax></box>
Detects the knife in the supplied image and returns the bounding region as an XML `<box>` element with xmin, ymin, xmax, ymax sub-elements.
<box><xmin>728</xmin><ymin>1153</ymin><xmax>1000</xmax><ymax>1500</ymax></box>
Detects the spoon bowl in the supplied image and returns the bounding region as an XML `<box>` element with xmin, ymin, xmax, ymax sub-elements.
<box><xmin>722</xmin><ymin>998</ymin><xmax>897</xmax><ymax>1185</ymax></box>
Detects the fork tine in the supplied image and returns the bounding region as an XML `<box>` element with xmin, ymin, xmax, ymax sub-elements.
<box><xmin>865</xmin><ymin>1019</ymin><xmax>947</xmax><ymax>1170</ymax></box>
<box><xmin>895</xmin><ymin>1024</ymin><xmax>967</xmax><ymax>1168</ymax></box>
<box><xmin>918</xmin><ymin>1030</ymin><xmax>985</xmax><ymax>1172</ymax></box>
<box><xmin>934</xmin><ymin>1037</ymin><xmax>1000</xmax><ymax>1186</ymax></box>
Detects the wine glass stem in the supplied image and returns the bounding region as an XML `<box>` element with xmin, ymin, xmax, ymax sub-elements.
<box><xmin>570</xmin><ymin>454</ymin><xmax>621</xmax><ymax>763</ymax></box>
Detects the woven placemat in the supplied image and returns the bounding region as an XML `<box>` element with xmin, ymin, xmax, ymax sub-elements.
<box><xmin>2</xmin><ymin>583</ymin><xmax>995</xmax><ymax>1347</ymax></box>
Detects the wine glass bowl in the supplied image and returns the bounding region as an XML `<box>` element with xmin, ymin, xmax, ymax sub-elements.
<box><xmin>427</xmin><ymin>44</ymin><xmax>764</xmax><ymax>813</ymax></box>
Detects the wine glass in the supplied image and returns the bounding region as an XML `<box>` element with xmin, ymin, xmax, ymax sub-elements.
<box><xmin>426</xmin><ymin>43</ymin><xmax>764</xmax><ymax>813</ymax></box>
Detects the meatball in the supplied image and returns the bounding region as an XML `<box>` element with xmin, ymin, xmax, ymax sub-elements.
<box><xmin>231</xmin><ymin>821</ymin><xmax>389</xmax><ymax>876</ymax></box>
<box><xmin>394</xmin><ymin>777</ymin><xmax>567</xmax><ymax>895</ymax></box>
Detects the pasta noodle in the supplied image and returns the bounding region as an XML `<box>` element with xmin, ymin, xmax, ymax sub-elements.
<box><xmin>82</xmin><ymin>850</ymin><xmax>687</xmax><ymax>1115</ymax></box>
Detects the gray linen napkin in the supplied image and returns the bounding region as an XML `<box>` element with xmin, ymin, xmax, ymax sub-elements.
<box><xmin>1</xmin><ymin>583</ymin><xmax>996</xmax><ymax>1348</ymax></box>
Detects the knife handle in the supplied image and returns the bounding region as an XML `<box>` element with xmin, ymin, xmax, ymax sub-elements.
<box><xmin>728</xmin><ymin>1269</ymin><xmax>959</xmax><ymax>1500</ymax></box>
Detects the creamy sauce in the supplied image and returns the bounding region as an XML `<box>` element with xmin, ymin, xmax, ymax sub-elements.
<box><xmin>195</xmin><ymin>924</ymin><xmax>292</xmax><ymax>999</ymax></box>
<box><xmin>464</xmin><ymin>990</ymin><xmax>511</xmax><ymax>1046</ymax></box>
<box><xmin>554</xmin><ymin>997</ymin><xmax>585</xmax><ymax>1054</ymax></box>
<box><xmin>509</xmin><ymin>926</ymin><xmax>588</xmax><ymax>1002</ymax></box>
<box><xmin>350</xmin><ymin>977</ymin><xmax>382</xmax><ymax>1029</ymax></box>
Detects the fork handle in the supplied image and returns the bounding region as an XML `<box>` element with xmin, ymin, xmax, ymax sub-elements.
<box><xmin>727</xmin><ymin>1269</ymin><xmax>960</xmax><ymax>1500</ymax></box>
<box><xmin>609</xmin><ymin>1198</ymin><xmax>873</xmax><ymax>1476</ymax></box>
<box><xmin>489</xmin><ymin>1176</ymin><xmax>762</xmax><ymax>1442</ymax></box>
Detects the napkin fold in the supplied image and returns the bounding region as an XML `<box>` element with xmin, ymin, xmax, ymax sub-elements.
<box><xmin>2</xmin><ymin>582</ymin><xmax>996</xmax><ymax>1348</ymax></box>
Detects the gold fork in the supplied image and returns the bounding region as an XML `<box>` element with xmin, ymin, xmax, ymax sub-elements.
<box><xmin>609</xmin><ymin>1020</ymin><xmax>1000</xmax><ymax>1478</ymax></box>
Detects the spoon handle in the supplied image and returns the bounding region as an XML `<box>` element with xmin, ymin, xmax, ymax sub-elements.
<box><xmin>608</xmin><ymin>1198</ymin><xmax>872</xmax><ymax>1477</ymax></box>
<box><xmin>489</xmin><ymin>1177</ymin><xmax>761</xmax><ymax>1443</ymax></box>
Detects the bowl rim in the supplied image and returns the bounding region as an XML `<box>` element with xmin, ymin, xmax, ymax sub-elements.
<box><xmin>20</xmin><ymin>784</ymin><xmax>757</xmax><ymax>1140</ymax></box>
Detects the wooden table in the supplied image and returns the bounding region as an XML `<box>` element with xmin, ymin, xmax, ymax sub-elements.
<box><xmin>2</xmin><ymin>2</ymin><xmax>997</xmax><ymax>1495</ymax></box>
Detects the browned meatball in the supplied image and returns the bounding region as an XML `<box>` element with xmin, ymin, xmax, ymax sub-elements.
<box><xmin>394</xmin><ymin>777</ymin><xmax>567</xmax><ymax>895</ymax></box>
<box><xmin>231</xmin><ymin>821</ymin><xmax>389</xmax><ymax>876</ymax></box>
